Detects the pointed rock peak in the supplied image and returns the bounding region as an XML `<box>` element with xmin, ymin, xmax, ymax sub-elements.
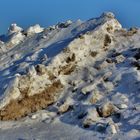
<box><xmin>8</xmin><ymin>23</ymin><xmax>23</xmax><ymax>35</ymax></box>
<box><xmin>101</xmin><ymin>12</ymin><xmax>115</xmax><ymax>19</ymax></box>
<box><xmin>98</xmin><ymin>12</ymin><xmax>122</xmax><ymax>32</ymax></box>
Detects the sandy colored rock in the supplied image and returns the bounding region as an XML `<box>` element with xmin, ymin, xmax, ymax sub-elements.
<box><xmin>83</xmin><ymin>108</ymin><xmax>100</xmax><ymax>127</ymax></box>
<box><xmin>106</xmin><ymin>124</ymin><xmax>118</xmax><ymax>134</ymax></box>
<box><xmin>58</xmin><ymin>97</ymin><xmax>74</xmax><ymax>114</ymax></box>
<box><xmin>97</xmin><ymin>102</ymin><xmax>117</xmax><ymax>117</ymax></box>
<box><xmin>88</xmin><ymin>90</ymin><xmax>103</xmax><ymax>104</ymax></box>
<box><xmin>58</xmin><ymin>104</ymin><xmax>70</xmax><ymax>114</ymax></box>
<box><xmin>0</xmin><ymin>80</ymin><xmax>63</xmax><ymax>121</ymax></box>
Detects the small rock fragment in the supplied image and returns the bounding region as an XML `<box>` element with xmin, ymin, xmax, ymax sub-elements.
<box><xmin>26</xmin><ymin>24</ymin><xmax>44</xmax><ymax>36</ymax></box>
<box><xmin>104</xmin><ymin>34</ymin><xmax>111</xmax><ymax>46</ymax></box>
<box><xmin>99</xmin><ymin>61</ymin><xmax>110</xmax><ymax>69</ymax></box>
<box><xmin>27</xmin><ymin>65</ymin><xmax>37</xmax><ymax>76</ymax></box>
<box><xmin>95</xmin><ymin>123</ymin><xmax>107</xmax><ymax>132</ymax></box>
<box><xmin>115</xmin><ymin>55</ymin><xmax>125</xmax><ymax>63</ymax></box>
<box><xmin>117</xmin><ymin>104</ymin><xmax>128</xmax><ymax>109</ymax></box>
<box><xmin>83</xmin><ymin>108</ymin><xmax>100</xmax><ymax>127</ymax></box>
<box><xmin>106</xmin><ymin>123</ymin><xmax>118</xmax><ymax>134</ymax></box>
<box><xmin>103</xmin><ymin>82</ymin><xmax>114</xmax><ymax>92</ymax></box>
<box><xmin>97</xmin><ymin>102</ymin><xmax>118</xmax><ymax>117</ymax></box>
<box><xmin>35</xmin><ymin>64</ymin><xmax>47</xmax><ymax>75</ymax></box>
<box><xmin>134</xmin><ymin>104</ymin><xmax>140</xmax><ymax>111</ymax></box>
<box><xmin>111</xmin><ymin>92</ymin><xmax>128</xmax><ymax>109</ymax></box>
<box><xmin>58</xmin><ymin>104</ymin><xmax>70</xmax><ymax>114</ymax></box>
<box><xmin>31</xmin><ymin>114</ymin><xmax>38</xmax><ymax>120</ymax></box>
<box><xmin>81</xmin><ymin>84</ymin><xmax>95</xmax><ymax>95</ymax></box>
<box><xmin>58</xmin><ymin>98</ymin><xmax>74</xmax><ymax>114</ymax></box>
<box><xmin>103</xmin><ymin>72</ymin><xmax>112</xmax><ymax>82</ymax></box>
<box><xmin>88</xmin><ymin>90</ymin><xmax>103</xmax><ymax>104</ymax></box>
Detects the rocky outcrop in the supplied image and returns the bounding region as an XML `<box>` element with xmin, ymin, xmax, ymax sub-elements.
<box><xmin>0</xmin><ymin>65</ymin><xmax>63</xmax><ymax>120</ymax></box>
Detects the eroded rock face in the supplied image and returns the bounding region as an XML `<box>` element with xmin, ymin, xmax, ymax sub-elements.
<box><xmin>0</xmin><ymin>80</ymin><xmax>63</xmax><ymax>121</ymax></box>
<box><xmin>0</xmin><ymin>64</ymin><xmax>63</xmax><ymax>120</ymax></box>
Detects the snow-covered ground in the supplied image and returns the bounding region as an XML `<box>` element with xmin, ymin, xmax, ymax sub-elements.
<box><xmin>0</xmin><ymin>12</ymin><xmax>140</xmax><ymax>139</ymax></box>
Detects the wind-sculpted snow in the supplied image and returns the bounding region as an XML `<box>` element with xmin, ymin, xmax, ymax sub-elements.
<box><xmin>0</xmin><ymin>12</ymin><xmax>140</xmax><ymax>139</ymax></box>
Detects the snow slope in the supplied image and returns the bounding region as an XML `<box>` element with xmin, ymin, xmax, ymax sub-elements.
<box><xmin>0</xmin><ymin>12</ymin><xmax>140</xmax><ymax>139</ymax></box>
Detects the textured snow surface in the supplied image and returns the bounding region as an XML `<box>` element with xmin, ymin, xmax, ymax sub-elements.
<box><xmin>0</xmin><ymin>12</ymin><xmax>140</xmax><ymax>139</ymax></box>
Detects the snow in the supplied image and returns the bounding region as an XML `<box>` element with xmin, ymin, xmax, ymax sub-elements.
<box><xmin>0</xmin><ymin>12</ymin><xmax>139</xmax><ymax>139</ymax></box>
<box><xmin>26</xmin><ymin>24</ymin><xmax>44</xmax><ymax>36</ymax></box>
<box><xmin>0</xmin><ymin>76</ymin><xmax>20</xmax><ymax>110</ymax></box>
<box><xmin>8</xmin><ymin>23</ymin><xmax>23</xmax><ymax>35</ymax></box>
<box><xmin>6</xmin><ymin>32</ymin><xmax>25</xmax><ymax>46</ymax></box>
